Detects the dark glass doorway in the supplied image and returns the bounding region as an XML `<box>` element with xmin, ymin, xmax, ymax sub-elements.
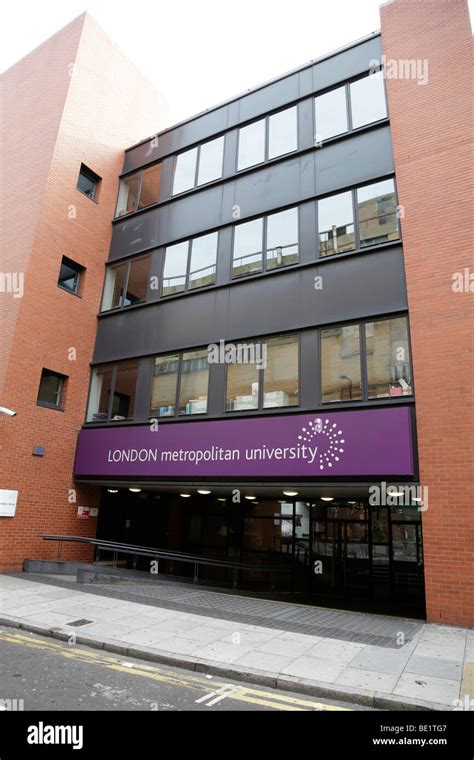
<box><xmin>96</xmin><ymin>490</ymin><xmax>425</xmax><ymax>617</ymax></box>
<box><xmin>309</xmin><ymin>503</ymin><xmax>424</xmax><ymax>614</ymax></box>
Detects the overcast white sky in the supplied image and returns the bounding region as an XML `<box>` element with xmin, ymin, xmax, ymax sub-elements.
<box><xmin>2</xmin><ymin>0</ymin><xmax>473</xmax><ymax>127</ymax></box>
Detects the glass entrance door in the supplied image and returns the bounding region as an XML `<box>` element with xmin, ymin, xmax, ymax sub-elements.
<box><xmin>309</xmin><ymin>502</ymin><xmax>425</xmax><ymax>614</ymax></box>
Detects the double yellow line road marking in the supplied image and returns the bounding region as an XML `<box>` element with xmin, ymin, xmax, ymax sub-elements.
<box><xmin>0</xmin><ymin>629</ymin><xmax>352</xmax><ymax>711</ymax></box>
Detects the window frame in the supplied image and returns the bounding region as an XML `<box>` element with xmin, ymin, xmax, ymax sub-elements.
<box><xmin>319</xmin><ymin>315</ymin><xmax>413</xmax><ymax>404</ymax></box>
<box><xmin>313</xmin><ymin>67</ymin><xmax>388</xmax><ymax>147</ymax></box>
<box><xmin>355</xmin><ymin>177</ymin><xmax>400</xmax><ymax>249</ymax></box>
<box><xmin>149</xmin><ymin>348</ymin><xmax>211</xmax><ymax>419</ymax></box>
<box><xmin>224</xmin><ymin>333</ymin><xmax>301</xmax><ymax>412</ymax></box>
<box><xmin>349</xmin><ymin>69</ymin><xmax>388</xmax><ymax>131</ymax></box>
<box><xmin>172</xmin><ymin>136</ymin><xmax>225</xmax><ymax>196</ymax></box>
<box><xmin>115</xmin><ymin>162</ymin><xmax>163</xmax><ymax>218</ymax></box>
<box><xmin>86</xmin><ymin>361</ymin><xmax>139</xmax><ymax>423</ymax></box>
<box><xmin>57</xmin><ymin>256</ymin><xmax>84</xmax><ymax>297</ymax></box>
<box><xmin>231</xmin><ymin>206</ymin><xmax>300</xmax><ymax>279</ymax></box>
<box><xmin>37</xmin><ymin>369</ymin><xmax>67</xmax><ymax>411</ymax></box>
<box><xmin>100</xmin><ymin>253</ymin><xmax>151</xmax><ymax>312</ymax></box>
<box><xmin>77</xmin><ymin>163</ymin><xmax>101</xmax><ymax>202</ymax></box>
<box><xmin>237</xmin><ymin>104</ymin><xmax>299</xmax><ymax>172</ymax></box>
<box><xmin>317</xmin><ymin>177</ymin><xmax>400</xmax><ymax>259</ymax></box>
<box><xmin>161</xmin><ymin>231</ymin><xmax>219</xmax><ymax>298</ymax></box>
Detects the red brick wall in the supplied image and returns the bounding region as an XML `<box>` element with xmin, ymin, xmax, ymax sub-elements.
<box><xmin>0</xmin><ymin>15</ymin><xmax>83</xmax><ymax>397</ymax></box>
<box><xmin>0</xmin><ymin>13</ymin><xmax>168</xmax><ymax>571</ymax></box>
<box><xmin>380</xmin><ymin>0</ymin><xmax>474</xmax><ymax>626</ymax></box>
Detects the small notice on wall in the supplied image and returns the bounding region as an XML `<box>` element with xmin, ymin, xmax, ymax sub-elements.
<box><xmin>0</xmin><ymin>490</ymin><xmax>18</xmax><ymax>517</ymax></box>
<box><xmin>77</xmin><ymin>506</ymin><xmax>90</xmax><ymax>520</ymax></box>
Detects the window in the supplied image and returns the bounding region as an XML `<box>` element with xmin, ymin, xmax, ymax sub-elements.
<box><xmin>350</xmin><ymin>71</ymin><xmax>387</xmax><ymax>129</ymax></box>
<box><xmin>232</xmin><ymin>208</ymin><xmax>299</xmax><ymax>278</ymax></box>
<box><xmin>86</xmin><ymin>361</ymin><xmax>138</xmax><ymax>422</ymax></box>
<box><xmin>162</xmin><ymin>232</ymin><xmax>218</xmax><ymax>296</ymax></box>
<box><xmin>178</xmin><ymin>350</ymin><xmax>210</xmax><ymax>415</ymax></box>
<box><xmin>238</xmin><ymin>106</ymin><xmax>298</xmax><ymax>170</ymax></box>
<box><xmin>238</xmin><ymin>119</ymin><xmax>265</xmax><ymax>170</ymax></box>
<box><xmin>101</xmin><ymin>254</ymin><xmax>151</xmax><ymax>311</ymax></box>
<box><xmin>321</xmin><ymin>325</ymin><xmax>362</xmax><ymax>402</ymax></box>
<box><xmin>226</xmin><ymin>361</ymin><xmax>259</xmax><ymax>411</ymax></box>
<box><xmin>172</xmin><ymin>137</ymin><xmax>224</xmax><ymax>195</ymax></box>
<box><xmin>112</xmin><ymin>361</ymin><xmax>139</xmax><ymax>419</ymax></box>
<box><xmin>138</xmin><ymin>164</ymin><xmax>163</xmax><ymax>209</ymax></box>
<box><xmin>226</xmin><ymin>335</ymin><xmax>299</xmax><ymax>411</ymax></box>
<box><xmin>57</xmin><ymin>256</ymin><xmax>84</xmax><ymax>295</ymax></box>
<box><xmin>150</xmin><ymin>351</ymin><xmax>209</xmax><ymax>417</ymax></box>
<box><xmin>321</xmin><ymin>317</ymin><xmax>411</xmax><ymax>403</ymax></box>
<box><xmin>366</xmin><ymin>317</ymin><xmax>412</xmax><ymax>398</ymax></box>
<box><xmin>266</xmin><ymin>208</ymin><xmax>299</xmax><ymax>269</ymax></box>
<box><xmin>357</xmin><ymin>179</ymin><xmax>399</xmax><ymax>247</ymax></box>
<box><xmin>189</xmin><ymin>232</ymin><xmax>218</xmax><ymax>289</ymax></box>
<box><xmin>314</xmin><ymin>86</ymin><xmax>348</xmax><ymax>141</ymax></box>
<box><xmin>268</xmin><ymin>106</ymin><xmax>298</xmax><ymax>159</ymax></box>
<box><xmin>263</xmin><ymin>335</ymin><xmax>299</xmax><ymax>407</ymax></box>
<box><xmin>116</xmin><ymin>173</ymin><xmax>140</xmax><ymax>216</ymax></box>
<box><xmin>77</xmin><ymin>164</ymin><xmax>100</xmax><ymax>201</ymax></box>
<box><xmin>115</xmin><ymin>164</ymin><xmax>162</xmax><ymax>217</ymax></box>
<box><xmin>173</xmin><ymin>147</ymin><xmax>198</xmax><ymax>195</ymax></box>
<box><xmin>37</xmin><ymin>369</ymin><xmax>66</xmax><ymax>409</ymax></box>
<box><xmin>232</xmin><ymin>218</ymin><xmax>263</xmax><ymax>278</ymax></box>
<box><xmin>162</xmin><ymin>242</ymin><xmax>188</xmax><ymax>296</ymax></box>
<box><xmin>318</xmin><ymin>191</ymin><xmax>355</xmax><ymax>256</ymax></box>
<box><xmin>150</xmin><ymin>355</ymin><xmax>179</xmax><ymax>417</ymax></box>
<box><xmin>197</xmin><ymin>137</ymin><xmax>224</xmax><ymax>186</ymax></box>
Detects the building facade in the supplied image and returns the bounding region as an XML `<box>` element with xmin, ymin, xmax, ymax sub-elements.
<box><xmin>1</xmin><ymin>1</ymin><xmax>472</xmax><ymax>627</ymax></box>
<box><xmin>75</xmin><ymin>27</ymin><xmax>420</xmax><ymax>615</ymax></box>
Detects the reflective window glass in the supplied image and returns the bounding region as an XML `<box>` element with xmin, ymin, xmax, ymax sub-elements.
<box><xmin>321</xmin><ymin>324</ymin><xmax>362</xmax><ymax>402</ymax></box>
<box><xmin>350</xmin><ymin>72</ymin><xmax>387</xmax><ymax>129</ymax></box>
<box><xmin>232</xmin><ymin>218</ymin><xmax>263</xmax><ymax>278</ymax></box>
<box><xmin>268</xmin><ymin>106</ymin><xmax>298</xmax><ymax>159</ymax></box>
<box><xmin>150</xmin><ymin>355</ymin><xmax>179</xmax><ymax>416</ymax></box>
<box><xmin>162</xmin><ymin>242</ymin><xmax>189</xmax><ymax>296</ymax></box>
<box><xmin>366</xmin><ymin>317</ymin><xmax>412</xmax><ymax>398</ymax></box>
<box><xmin>179</xmin><ymin>350</ymin><xmax>209</xmax><ymax>415</ymax></box>
<box><xmin>189</xmin><ymin>232</ymin><xmax>218</xmax><ymax>289</ymax></box>
<box><xmin>173</xmin><ymin>148</ymin><xmax>198</xmax><ymax>194</ymax></box>
<box><xmin>238</xmin><ymin>119</ymin><xmax>265</xmax><ymax>170</ymax></box>
<box><xmin>197</xmin><ymin>137</ymin><xmax>224</xmax><ymax>185</ymax></box>
<box><xmin>266</xmin><ymin>208</ymin><xmax>299</xmax><ymax>269</ymax></box>
<box><xmin>318</xmin><ymin>191</ymin><xmax>355</xmax><ymax>256</ymax></box>
<box><xmin>263</xmin><ymin>335</ymin><xmax>299</xmax><ymax>407</ymax></box>
<box><xmin>314</xmin><ymin>86</ymin><xmax>348</xmax><ymax>141</ymax></box>
<box><xmin>357</xmin><ymin>179</ymin><xmax>399</xmax><ymax>247</ymax></box>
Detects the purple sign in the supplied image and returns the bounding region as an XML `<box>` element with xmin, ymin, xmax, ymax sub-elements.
<box><xmin>74</xmin><ymin>407</ymin><xmax>414</xmax><ymax>478</ymax></box>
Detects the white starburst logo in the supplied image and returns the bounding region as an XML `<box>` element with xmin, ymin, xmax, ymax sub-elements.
<box><xmin>297</xmin><ymin>418</ymin><xmax>345</xmax><ymax>471</ymax></box>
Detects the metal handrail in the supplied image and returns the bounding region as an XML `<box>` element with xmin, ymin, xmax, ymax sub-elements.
<box><xmin>40</xmin><ymin>534</ymin><xmax>292</xmax><ymax>591</ymax></box>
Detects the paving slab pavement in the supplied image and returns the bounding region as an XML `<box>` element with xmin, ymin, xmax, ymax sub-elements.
<box><xmin>0</xmin><ymin>573</ymin><xmax>472</xmax><ymax>711</ymax></box>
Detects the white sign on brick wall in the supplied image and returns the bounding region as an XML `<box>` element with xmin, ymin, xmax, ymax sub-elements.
<box><xmin>0</xmin><ymin>490</ymin><xmax>18</xmax><ymax>517</ymax></box>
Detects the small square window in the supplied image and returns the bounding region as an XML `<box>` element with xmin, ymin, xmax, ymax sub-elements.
<box><xmin>77</xmin><ymin>164</ymin><xmax>101</xmax><ymax>201</ymax></box>
<box><xmin>37</xmin><ymin>369</ymin><xmax>66</xmax><ymax>409</ymax></box>
<box><xmin>58</xmin><ymin>256</ymin><xmax>84</xmax><ymax>295</ymax></box>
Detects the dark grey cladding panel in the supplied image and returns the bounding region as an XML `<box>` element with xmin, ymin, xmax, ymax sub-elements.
<box><xmin>232</xmin><ymin>157</ymin><xmax>305</xmax><ymax>221</ymax></box>
<box><xmin>237</xmin><ymin>74</ymin><xmax>299</xmax><ymax>123</ymax></box>
<box><xmin>109</xmin><ymin>210</ymin><xmax>162</xmax><ymax>260</ymax></box>
<box><xmin>315</xmin><ymin>126</ymin><xmax>394</xmax><ymax>194</ymax></box>
<box><xmin>93</xmin><ymin>246</ymin><xmax>407</xmax><ymax>364</ymax></box>
<box><xmin>165</xmin><ymin>185</ymin><xmax>224</xmax><ymax>242</ymax></box>
<box><xmin>111</xmin><ymin>125</ymin><xmax>391</xmax><ymax>259</ymax></box>
<box><xmin>122</xmin><ymin>36</ymin><xmax>382</xmax><ymax>174</ymax></box>
<box><xmin>312</xmin><ymin>35</ymin><xmax>382</xmax><ymax>91</ymax></box>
